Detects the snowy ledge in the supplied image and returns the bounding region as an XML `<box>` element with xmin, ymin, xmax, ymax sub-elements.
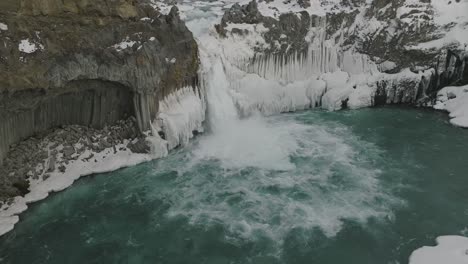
<box><xmin>409</xmin><ymin>236</ymin><xmax>468</xmax><ymax>264</ymax></box>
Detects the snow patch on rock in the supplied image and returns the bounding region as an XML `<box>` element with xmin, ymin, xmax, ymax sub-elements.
<box><xmin>18</xmin><ymin>39</ymin><xmax>43</xmax><ymax>54</ymax></box>
<box><xmin>0</xmin><ymin>22</ymin><xmax>7</xmax><ymax>31</ymax></box>
<box><xmin>112</xmin><ymin>37</ymin><xmax>138</xmax><ymax>52</ymax></box>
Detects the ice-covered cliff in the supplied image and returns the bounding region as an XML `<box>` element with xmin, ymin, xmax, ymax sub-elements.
<box><xmin>212</xmin><ymin>0</ymin><xmax>467</xmax><ymax>115</ymax></box>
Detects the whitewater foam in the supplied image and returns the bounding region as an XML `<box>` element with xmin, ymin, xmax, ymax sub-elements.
<box><xmin>156</xmin><ymin>116</ymin><xmax>400</xmax><ymax>250</ymax></box>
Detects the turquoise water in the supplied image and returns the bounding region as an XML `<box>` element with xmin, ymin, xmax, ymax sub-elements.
<box><xmin>1</xmin><ymin>107</ymin><xmax>467</xmax><ymax>264</ymax></box>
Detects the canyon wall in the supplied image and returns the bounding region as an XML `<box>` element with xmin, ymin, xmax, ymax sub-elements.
<box><xmin>0</xmin><ymin>0</ymin><xmax>199</xmax><ymax>165</ymax></box>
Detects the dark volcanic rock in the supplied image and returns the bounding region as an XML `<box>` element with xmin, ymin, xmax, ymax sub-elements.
<box><xmin>0</xmin><ymin>117</ymin><xmax>142</xmax><ymax>202</ymax></box>
<box><xmin>12</xmin><ymin>179</ymin><xmax>30</xmax><ymax>197</ymax></box>
<box><xmin>0</xmin><ymin>0</ymin><xmax>199</xmax><ymax>166</ymax></box>
<box><xmin>127</xmin><ymin>138</ymin><xmax>151</xmax><ymax>154</ymax></box>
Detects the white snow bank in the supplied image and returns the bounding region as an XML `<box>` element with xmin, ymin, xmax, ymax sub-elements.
<box><xmin>434</xmin><ymin>85</ymin><xmax>468</xmax><ymax>128</ymax></box>
<box><xmin>0</xmin><ymin>22</ymin><xmax>7</xmax><ymax>31</ymax></box>
<box><xmin>18</xmin><ymin>39</ymin><xmax>43</xmax><ymax>54</ymax></box>
<box><xmin>0</xmin><ymin>140</ymin><xmax>161</xmax><ymax>236</ymax></box>
<box><xmin>409</xmin><ymin>236</ymin><xmax>468</xmax><ymax>264</ymax></box>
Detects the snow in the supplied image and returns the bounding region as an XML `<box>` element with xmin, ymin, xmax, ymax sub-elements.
<box><xmin>18</xmin><ymin>39</ymin><xmax>43</xmax><ymax>54</ymax></box>
<box><xmin>405</xmin><ymin>0</ymin><xmax>468</xmax><ymax>51</ymax></box>
<box><xmin>0</xmin><ymin>140</ymin><xmax>162</xmax><ymax>236</ymax></box>
<box><xmin>434</xmin><ymin>85</ymin><xmax>468</xmax><ymax>128</ymax></box>
<box><xmin>0</xmin><ymin>22</ymin><xmax>7</xmax><ymax>31</ymax></box>
<box><xmin>112</xmin><ymin>38</ymin><xmax>138</xmax><ymax>52</ymax></box>
<box><xmin>221</xmin><ymin>23</ymin><xmax>269</xmax><ymax>61</ymax></box>
<box><xmin>149</xmin><ymin>0</ymin><xmax>172</xmax><ymax>15</ymax></box>
<box><xmin>165</xmin><ymin>58</ymin><xmax>176</xmax><ymax>64</ymax></box>
<box><xmin>431</xmin><ymin>0</ymin><xmax>468</xmax><ymax>26</ymax></box>
<box><xmin>409</xmin><ymin>236</ymin><xmax>468</xmax><ymax>264</ymax></box>
<box><xmin>255</xmin><ymin>0</ymin><xmax>352</xmax><ymax>18</ymax></box>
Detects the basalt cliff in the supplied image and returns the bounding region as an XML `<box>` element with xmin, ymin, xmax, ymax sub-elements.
<box><xmin>0</xmin><ymin>0</ymin><xmax>200</xmax><ymax>200</ymax></box>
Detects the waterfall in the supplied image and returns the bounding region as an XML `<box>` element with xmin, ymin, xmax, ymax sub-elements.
<box><xmin>153</xmin><ymin>1</ymin><xmax>435</xmax><ymax>151</ymax></box>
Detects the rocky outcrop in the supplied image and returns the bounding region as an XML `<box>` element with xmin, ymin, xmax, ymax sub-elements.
<box><xmin>0</xmin><ymin>0</ymin><xmax>199</xmax><ymax>198</ymax></box>
<box><xmin>0</xmin><ymin>118</ymin><xmax>140</xmax><ymax>201</ymax></box>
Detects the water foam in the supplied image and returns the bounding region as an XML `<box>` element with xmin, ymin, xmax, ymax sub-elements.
<box><xmin>156</xmin><ymin>116</ymin><xmax>399</xmax><ymax>250</ymax></box>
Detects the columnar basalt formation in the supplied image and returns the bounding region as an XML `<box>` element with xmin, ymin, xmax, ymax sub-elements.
<box><xmin>0</xmin><ymin>0</ymin><xmax>199</xmax><ymax>196</ymax></box>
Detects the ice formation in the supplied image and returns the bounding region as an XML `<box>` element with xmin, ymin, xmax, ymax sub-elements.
<box><xmin>153</xmin><ymin>86</ymin><xmax>206</xmax><ymax>150</ymax></box>
<box><xmin>208</xmin><ymin>13</ymin><xmax>433</xmax><ymax>116</ymax></box>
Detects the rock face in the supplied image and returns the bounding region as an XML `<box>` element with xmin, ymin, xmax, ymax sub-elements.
<box><xmin>215</xmin><ymin>0</ymin><xmax>467</xmax><ymax>106</ymax></box>
<box><xmin>0</xmin><ymin>0</ymin><xmax>199</xmax><ymax>165</ymax></box>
